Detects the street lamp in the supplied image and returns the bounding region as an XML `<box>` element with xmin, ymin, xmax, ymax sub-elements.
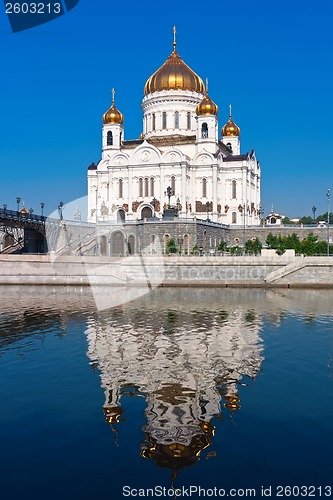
<box><xmin>258</xmin><ymin>203</ymin><xmax>264</xmax><ymax>226</ymax></box>
<box><xmin>312</xmin><ymin>205</ymin><xmax>317</xmax><ymax>223</ymax></box>
<box><xmin>166</xmin><ymin>186</ymin><xmax>172</xmax><ymax>208</ymax></box>
<box><xmin>152</xmin><ymin>197</ymin><xmax>157</xmax><ymax>217</ymax></box>
<box><xmin>327</xmin><ymin>187</ymin><xmax>330</xmax><ymax>256</ymax></box>
<box><xmin>58</xmin><ymin>201</ymin><xmax>64</xmax><ymax>221</ymax></box>
<box><xmin>29</xmin><ymin>208</ymin><xmax>34</xmax><ymax>217</ymax></box>
<box><xmin>40</xmin><ymin>202</ymin><xmax>45</xmax><ymax>218</ymax></box>
<box><xmin>16</xmin><ymin>197</ymin><xmax>21</xmax><ymax>212</ymax></box>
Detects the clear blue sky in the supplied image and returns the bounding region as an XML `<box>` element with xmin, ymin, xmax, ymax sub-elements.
<box><xmin>1</xmin><ymin>0</ymin><xmax>332</xmax><ymax>219</ymax></box>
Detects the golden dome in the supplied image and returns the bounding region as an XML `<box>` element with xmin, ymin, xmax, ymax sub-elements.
<box><xmin>103</xmin><ymin>89</ymin><xmax>124</xmax><ymax>125</ymax></box>
<box><xmin>221</xmin><ymin>105</ymin><xmax>240</xmax><ymax>136</ymax></box>
<box><xmin>144</xmin><ymin>32</ymin><xmax>205</xmax><ymax>95</ymax></box>
<box><xmin>19</xmin><ymin>205</ymin><xmax>29</xmax><ymax>216</ymax></box>
<box><xmin>196</xmin><ymin>94</ymin><xmax>218</xmax><ymax>116</ymax></box>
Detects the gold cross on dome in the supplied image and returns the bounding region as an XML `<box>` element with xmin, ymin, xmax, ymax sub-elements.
<box><xmin>111</xmin><ymin>88</ymin><xmax>115</xmax><ymax>104</ymax></box>
<box><xmin>229</xmin><ymin>103</ymin><xmax>232</xmax><ymax>119</ymax></box>
<box><xmin>173</xmin><ymin>25</ymin><xmax>177</xmax><ymax>49</ymax></box>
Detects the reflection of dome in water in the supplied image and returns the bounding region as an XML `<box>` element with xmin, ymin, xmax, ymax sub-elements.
<box><xmin>141</xmin><ymin>420</ymin><xmax>214</xmax><ymax>472</ymax></box>
<box><xmin>85</xmin><ymin>299</ymin><xmax>264</xmax><ymax>473</ymax></box>
<box><xmin>104</xmin><ymin>405</ymin><xmax>124</xmax><ymax>425</ymax></box>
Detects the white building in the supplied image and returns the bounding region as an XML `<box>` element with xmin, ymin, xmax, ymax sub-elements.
<box><xmin>88</xmin><ymin>31</ymin><xmax>261</xmax><ymax>226</ymax></box>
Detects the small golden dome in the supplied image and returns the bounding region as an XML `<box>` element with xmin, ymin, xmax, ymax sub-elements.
<box><xmin>103</xmin><ymin>89</ymin><xmax>124</xmax><ymax>125</ymax></box>
<box><xmin>19</xmin><ymin>205</ymin><xmax>29</xmax><ymax>216</ymax></box>
<box><xmin>144</xmin><ymin>33</ymin><xmax>205</xmax><ymax>95</ymax></box>
<box><xmin>196</xmin><ymin>94</ymin><xmax>218</xmax><ymax>116</ymax></box>
<box><xmin>221</xmin><ymin>105</ymin><xmax>240</xmax><ymax>136</ymax></box>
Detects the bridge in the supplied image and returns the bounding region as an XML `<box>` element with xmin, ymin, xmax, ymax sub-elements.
<box><xmin>0</xmin><ymin>207</ymin><xmax>98</xmax><ymax>255</ymax></box>
<box><xmin>0</xmin><ymin>207</ymin><xmax>48</xmax><ymax>253</ymax></box>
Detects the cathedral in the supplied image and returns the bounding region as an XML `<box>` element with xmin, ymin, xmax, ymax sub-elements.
<box><xmin>87</xmin><ymin>29</ymin><xmax>261</xmax><ymax>226</ymax></box>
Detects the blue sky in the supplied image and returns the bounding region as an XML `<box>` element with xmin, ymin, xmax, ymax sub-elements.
<box><xmin>1</xmin><ymin>0</ymin><xmax>332</xmax><ymax>219</ymax></box>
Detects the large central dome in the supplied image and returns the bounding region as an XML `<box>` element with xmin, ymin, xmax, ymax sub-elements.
<box><xmin>144</xmin><ymin>47</ymin><xmax>205</xmax><ymax>96</ymax></box>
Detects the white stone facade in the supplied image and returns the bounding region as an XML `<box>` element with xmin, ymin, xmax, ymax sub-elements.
<box><xmin>88</xmin><ymin>51</ymin><xmax>261</xmax><ymax>226</ymax></box>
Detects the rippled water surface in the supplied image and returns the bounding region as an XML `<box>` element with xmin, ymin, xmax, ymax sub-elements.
<box><xmin>1</xmin><ymin>286</ymin><xmax>333</xmax><ymax>499</ymax></box>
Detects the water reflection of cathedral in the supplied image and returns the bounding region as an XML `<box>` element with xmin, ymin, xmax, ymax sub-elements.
<box><xmin>85</xmin><ymin>303</ymin><xmax>264</xmax><ymax>473</ymax></box>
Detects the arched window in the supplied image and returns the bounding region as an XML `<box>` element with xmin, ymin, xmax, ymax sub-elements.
<box><xmin>187</xmin><ymin>112</ymin><xmax>191</xmax><ymax>130</ymax></box>
<box><xmin>227</xmin><ymin>142</ymin><xmax>232</xmax><ymax>151</ymax></box>
<box><xmin>152</xmin><ymin>113</ymin><xmax>156</xmax><ymax>130</ymax></box>
<box><xmin>162</xmin><ymin>112</ymin><xmax>167</xmax><ymax>129</ymax></box>
<box><xmin>202</xmin><ymin>178</ymin><xmax>207</xmax><ymax>198</ymax></box>
<box><xmin>232</xmin><ymin>180</ymin><xmax>237</xmax><ymax>199</ymax></box>
<box><xmin>232</xmin><ymin>212</ymin><xmax>237</xmax><ymax>224</ymax></box>
<box><xmin>150</xmin><ymin>234</ymin><xmax>156</xmax><ymax>254</ymax></box>
<box><xmin>119</xmin><ymin>179</ymin><xmax>123</xmax><ymax>198</ymax></box>
<box><xmin>139</xmin><ymin>178</ymin><xmax>143</xmax><ymax>197</ymax></box>
<box><xmin>171</xmin><ymin>176</ymin><xmax>176</xmax><ymax>194</ymax></box>
<box><xmin>120</xmin><ymin>132</ymin><xmax>122</xmax><ymax>143</ymax></box>
<box><xmin>163</xmin><ymin>234</ymin><xmax>170</xmax><ymax>254</ymax></box>
<box><xmin>150</xmin><ymin>177</ymin><xmax>154</xmax><ymax>196</ymax></box>
<box><xmin>175</xmin><ymin>111</ymin><xmax>179</xmax><ymax>129</ymax></box>
<box><xmin>144</xmin><ymin>177</ymin><xmax>149</xmax><ymax>197</ymax></box>
<box><xmin>107</xmin><ymin>131</ymin><xmax>113</xmax><ymax>146</ymax></box>
<box><xmin>201</xmin><ymin>123</ymin><xmax>208</xmax><ymax>138</ymax></box>
<box><xmin>184</xmin><ymin>234</ymin><xmax>189</xmax><ymax>254</ymax></box>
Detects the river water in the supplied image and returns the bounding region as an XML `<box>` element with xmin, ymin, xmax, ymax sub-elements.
<box><xmin>0</xmin><ymin>286</ymin><xmax>333</xmax><ymax>499</ymax></box>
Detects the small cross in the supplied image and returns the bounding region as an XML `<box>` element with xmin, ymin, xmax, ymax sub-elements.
<box><xmin>205</xmin><ymin>77</ymin><xmax>209</xmax><ymax>93</ymax></box>
<box><xmin>229</xmin><ymin>103</ymin><xmax>232</xmax><ymax>119</ymax></box>
<box><xmin>173</xmin><ymin>25</ymin><xmax>177</xmax><ymax>49</ymax></box>
<box><xmin>111</xmin><ymin>88</ymin><xmax>115</xmax><ymax>103</ymax></box>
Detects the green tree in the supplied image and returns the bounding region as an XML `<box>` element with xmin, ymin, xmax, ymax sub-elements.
<box><xmin>285</xmin><ymin>233</ymin><xmax>301</xmax><ymax>253</ymax></box>
<box><xmin>166</xmin><ymin>238</ymin><xmax>177</xmax><ymax>254</ymax></box>
<box><xmin>217</xmin><ymin>240</ymin><xmax>227</xmax><ymax>252</ymax></box>
<box><xmin>317</xmin><ymin>212</ymin><xmax>333</xmax><ymax>224</ymax></box>
<box><xmin>299</xmin><ymin>215</ymin><xmax>314</xmax><ymax>225</ymax></box>
<box><xmin>300</xmin><ymin>233</ymin><xmax>318</xmax><ymax>255</ymax></box>
<box><xmin>245</xmin><ymin>237</ymin><xmax>262</xmax><ymax>255</ymax></box>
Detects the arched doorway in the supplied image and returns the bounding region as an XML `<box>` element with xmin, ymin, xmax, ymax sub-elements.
<box><xmin>117</xmin><ymin>209</ymin><xmax>125</xmax><ymax>223</ymax></box>
<box><xmin>141</xmin><ymin>206</ymin><xmax>153</xmax><ymax>219</ymax></box>
<box><xmin>128</xmin><ymin>235</ymin><xmax>135</xmax><ymax>255</ymax></box>
<box><xmin>4</xmin><ymin>234</ymin><xmax>14</xmax><ymax>248</ymax></box>
<box><xmin>100</xmin><ymin>235</ymin><xmax>107</xmax><ymax>256</ymax></box>
<box><xmin>110</xmin><ymin>231</ymin><xmax>125</xmax><ymax>256</ymax></box>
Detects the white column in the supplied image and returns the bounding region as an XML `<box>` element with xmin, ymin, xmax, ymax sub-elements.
<box><xmin>212</xmin><ymin>164</ymin><xmax>217</xmax><ymax>221</ymax></box>
<box><xmin>181</xmin><ymin>163</ymin><xmax>186</xmax><ymax>217</ymax></box>
<box><xmin>128</xmin><ymin>167</ymin><xmax>133</xmax><ymax>215</ymax></box>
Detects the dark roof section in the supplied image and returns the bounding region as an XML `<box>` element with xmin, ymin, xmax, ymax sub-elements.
<box><xmin>122</xmin><ymin>134</ymin><xmax>197</xmax><ymax>149</ymax></box>
<box><xmin>121</xmin><ymin>139</ymin><xmax>144</xmax><ymax>149</ymax></box>
<box><xmin>218</xmin><ymin>140</ymin><xmax>232</xmax><ymax>155</ymax></box>
<box><xmin>223</xmin><ymin>154</ymin><xmax>249</xmax><ymax>162</ymax></box>
<box><xmin>88</xmin><ymin>162</ymin><xmax>97</xmax><ymax>170</ymax></box>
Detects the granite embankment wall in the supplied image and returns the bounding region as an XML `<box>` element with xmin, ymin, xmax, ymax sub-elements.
<box><xmin>0</xmin><ymin>251</ymin><xmax>333</xmax><ymax>287</ymax></box>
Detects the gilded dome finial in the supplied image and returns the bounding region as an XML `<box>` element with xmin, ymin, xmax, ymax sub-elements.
<box><xmin>172</xmin><ymin>25</ymin><xmax>177</xmax><ymax>52</ymax></box>
<box><xmin>205</xmin><ymin>77</ymin><xmax>209</xmax><ymax>94</ymax></box>
<box><xmin>221</xmin><ymin>105</ymin><xmax>240</xmax><ymax>137</ymax></box>
<box><xmin>143</xmin><ymin>31</ymin><xmax>205</xmax><ymax>95</ymax></box>
<box><xmin>103</xmin><ymin>88</ymin><xmax>124</xmax><ymax>125</ymax></box>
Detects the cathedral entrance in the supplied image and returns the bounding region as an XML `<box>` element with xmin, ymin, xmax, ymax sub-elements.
<box><xmin>110</xmin><ymin>231</ymin><xmax>125</xmax><ymax>256</ymax></box>
<box><xmin>141</xmin><ymin>206</ymin><xmax>153</xmax><ymax>219</ymax></box>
